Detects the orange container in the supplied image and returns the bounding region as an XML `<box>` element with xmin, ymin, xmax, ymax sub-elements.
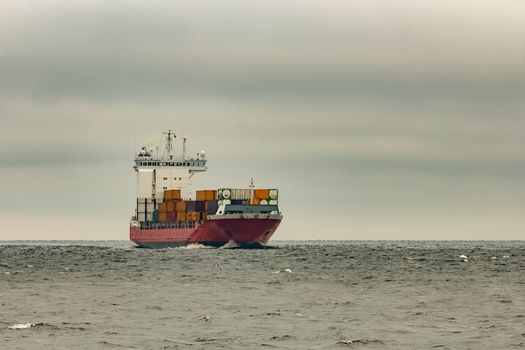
<box><xmin>158</xmin><ymin>212</ymin><xmax>168</xmax><ymax>223</ymax></box>
<box><xmin>164</xmin><ymin>189</ymin><xmax>181</xmax><ymax>201</ymax></box>
<box><xmin>205</xmin><ymin>190</ymin><xmax>217</xmax><ymax>201</ymax></box>
<box><xmin>185</xmin><ymin>211</ymin><xmax>196</xmax><ymax>221</ymax></box>
<box><xmin>251</xmin><ymin>198</ymin><xmax>261</xmax><ymax>205</ymax></box>
<box><xmin>176</xmin><ymin>200</ymin><xmax>186</xmax><ymax>212</ymax></box>
<box><xmin>166</xmin><ymin>201</ymin><xmax>175</xmax><ymax>212</ymax></box>
<box><xmin>196</xmin><ymin>190</ymin><xmax>206</xmax><ymax>201</ymax></box>
<box><xmin>254</xmin><ymin>189</ymin><xmax>269</xmax><ymax>200</ymax></box>
<box><xmin>176</xmin><ymin>212</ymin><xmax>186</xmax><ymax>222</ymax></box>
<box><xmin>158</xmin><ymin>202</ymin><xmax>168</xmax><ymax>213</ymax></box>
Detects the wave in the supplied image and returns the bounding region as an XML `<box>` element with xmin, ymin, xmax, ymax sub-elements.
<box><xmin>219</xmin><ymin>240</ymin><xmax>240</xmax><ymax>249</ymax></box>
<box><xmin>173</xmin><ymin>244</ymin><xmax>214</xmax><ymax>250</ymax></box>
<box><xmin>8</xmin><ymin>323</ymin><xmax>34</xmax><ymax>330</ymax></box>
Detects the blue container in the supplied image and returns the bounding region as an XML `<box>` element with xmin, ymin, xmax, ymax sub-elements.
<box><xmin>185</xmin><ymin>200</ymin><xmax>196</xmax><ymax>211</ymax></box>
<box><xmin>206</xmin><ymin>200</ymin><xmax>219</xmax><ymax>213</ymax></box>
<box><xmin>195</xmin><ymin>200</ymin><xmax>206</xmax><ymax>212</ymax></box>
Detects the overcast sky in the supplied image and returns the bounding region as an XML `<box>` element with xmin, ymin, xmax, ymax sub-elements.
<box><xmin>1</xmin><ymin>0</ymin><xmax>524</xmax><ymax>240</ymax></box>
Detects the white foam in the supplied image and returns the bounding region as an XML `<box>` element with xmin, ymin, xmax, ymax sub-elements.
<box><xmin>219</xmin><ymin>240</ymin><xmax>239</xmax><ymax>249</ymax></box>
<box><xmin>178</xmin><ymin>243</ymin><xmax>213</xmax><ymax>250</ymax></box>
<box><xmin>459</xmin><ymin>255</ymin><xmax>468</xmax><ymax>259</ymax></box>
<box><xmin>284</xmin><ymin>268</ymin><xmax>292</xmax><ymax>273</ymax></box>
<box><xmin>8</xmin><ymin>323</ymin><xmax>34</xmax><ymax>330</ymax></box>
<box><xmin>4</xmin><ymin>271</ymin><xmax>10</xmax><ymax>275</ymax></box>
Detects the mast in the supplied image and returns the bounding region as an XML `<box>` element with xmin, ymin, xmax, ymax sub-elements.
<box><xmin>249</xmin><ymin>178</ymin><xmax>255</xmax><ymax>204</ymax></box>
<box><xmin>183</xmin><ymin>137</ymin><xmax>187</xmax><ymax>160</ymax></box>
<box><xmin>162</xmin><ymin>130</ymin><xmax>176</xmax><ymax>160</ymax></box>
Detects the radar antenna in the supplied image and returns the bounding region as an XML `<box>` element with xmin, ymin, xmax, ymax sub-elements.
<box><xmin>162</xmin><ymin>130</ymin><xmax>176</xmax><ymax>160</ymax></box>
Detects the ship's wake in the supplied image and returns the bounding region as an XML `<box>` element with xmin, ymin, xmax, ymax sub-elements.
<box><xmin>172</xmin><ymin>244</ymin><xmax>214</xmax><ymax>250</ymax></box>
<box><xmin>219</xmin><ymin>240</ymin><xmax>240</xmax><ymax>249</ymax></box>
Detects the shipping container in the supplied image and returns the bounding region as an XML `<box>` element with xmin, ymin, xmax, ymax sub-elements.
<box><xmin>205</xmin><ymin>190</ymin><xmax>217</xmax><ymax>201</ymax></box>
<box><xmin>176</xmin><ymin>201</ymin><xmax>186</xmax><ymax>212</ymax></box>
<box><xmin>137</xmin><ymin>198</ymin><xmax>160</xmax><ymax>204</ymax></box>
<box><xmin>260</xmin><ymin>199</ymin><xmax>269</xmax><ymax>205</ymax></box>
<box><xmin>137</xmin><ymin>203</ymin><xmax>155</xmax><ymax>213</ymax></box>
<box><xmin>176</xmin><ymin>212</ymin><xmax>187</xmax><ymax>222</ymax></box>
<box><xmin>158</xmin><ymin>202</ymin><xmax>168</xmax><ymax>213</ymax></box>
<box><xmin>137</xmin><ymin>212</ymin><xmax>153</xmax><ymax>222</ymax></box>
<box><xmin>164</xmin><ymin>189</ymin><xmax>181</xmax><ymax>201</ymax></box>
<box><xmin>158</xmin><ymin>212</ymin><xmax>168</xmax><ymax>223</ymax></box>
<box><xmin>269</xmin><ymin>199</ymin><xmax>278</xmax><ymax>205</ymax></box>
<box><xmin>250</xmin><ymin>198</ymin><xmax>260</xmax><ymax>205</ymax></box>
<box><xmin>205</xmin><ymin>200</ymin><xmax>219</xmax><ymax>214</ymax></box>
<box><xmin>195</xmin><ymin>201</ymin><xmax>206</xmax><ymax>212</ymax></box>
<box><xmin>186</xmin><ymin>211</ymin><xmax>200</xmax><ymax>222</ymax></box>
<box><xmin>167</xmin><ymin>212</ymin><xmax>177</xmax><ymax>222</ymax></box>
<box><xmin>166</xmin><ymin>201</ymin><xmax>175</xmax><ymax>212</ymax></box>
<box><xmin>254</xmin><ymin>189</ymin><xmax>269</xmax><ymax>200</ymax></box>
<box><xmin>269</xmin><ymin>189</ymin><xmax>279</xmax><ymax>200</ymax></box>
<box><xmin>231</xmin><ymin>189</ymin><xmax>251</xmax><ymax>200</ymax></box>
<box><xmin>218</xmin><ymin>188</ymin><xmax>231</xmax><ymax>200</ymax></box>
<box><xmin>186</xmin><ymin>200</ymin><xmax>196</xmax><ymax>212</ymax></box>
<box><xmin>196</xmin><ymin>190</ymin><xmax>206</xmax><ymax>201</ymax></box>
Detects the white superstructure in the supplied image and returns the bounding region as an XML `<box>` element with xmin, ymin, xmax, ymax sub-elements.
<box><xmin>134</xmin><ymin>131</ymin><xmax>207</xmax><ymax>219</ymax></box>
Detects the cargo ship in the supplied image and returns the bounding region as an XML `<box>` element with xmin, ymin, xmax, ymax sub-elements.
<box><xmin>129</xmin><ymin>131</ymin><xmax>283</xmax><ymax>248</ymax></box>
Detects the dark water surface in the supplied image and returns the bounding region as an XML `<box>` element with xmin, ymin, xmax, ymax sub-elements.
<box><xmin>1</xmin><ymin>241</ymin><xmax>524</xmax><ymax>349</ymax></box>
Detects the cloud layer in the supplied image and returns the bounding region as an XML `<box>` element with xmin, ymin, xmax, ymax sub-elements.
<box><xmin>1</xmin><ymin>0</ymin><xmax>524</xmax><ymax>239</ymax></box>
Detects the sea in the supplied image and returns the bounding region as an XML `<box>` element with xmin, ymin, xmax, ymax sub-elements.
<box><xmin>1</xmin><ymin>241</ymin><xmax>524</xmax><ymax>350</ymax></box>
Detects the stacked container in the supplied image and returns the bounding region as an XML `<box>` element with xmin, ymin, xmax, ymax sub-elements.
<box><xmin>255</xmin><ymin>188</ymin><xmax>278</xmax><ymax>205</ymax></box>
<box><xmin>141</xmin><ymin>187</ymin><xmax>278</xmax><ymax>223</ymax></box>
<box><xmin>136</xmin><ymin>198</ymin><xmax>155</xmax><ymax>222</ymax></box>
<box><xmin>157</xmin><ymin>189</ymin><xmax>182</xmax><ymax>223</ymax></box>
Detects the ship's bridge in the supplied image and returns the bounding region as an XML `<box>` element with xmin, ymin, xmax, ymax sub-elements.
<box><xmin>134</xmin><ymin>130</ymin><xmax>207</xmax><ymax>202</ymax></box>
<box><xmin>134</xmin><ymin>158</ymin><xmax>207</xmax><ymax>170</ymax></box>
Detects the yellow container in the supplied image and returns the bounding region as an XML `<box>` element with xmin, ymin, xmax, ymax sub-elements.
<box><xmin>158</xmin><ymin>212</ymin><xmax>168</xmax><ymax>223</ymax></box>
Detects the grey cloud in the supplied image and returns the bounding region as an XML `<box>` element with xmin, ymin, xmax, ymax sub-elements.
<box><xmin>1</xmin><ymin>0</ymin><xmax>525</xmax><ymax>239</ymax></box>
<box><xmin>1</xmin><ymin>1</ymin><xmax>524</xmax><ymax>101</ymax></box>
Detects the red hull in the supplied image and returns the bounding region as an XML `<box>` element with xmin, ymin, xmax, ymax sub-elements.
<box><xmin>130</xmin><ymin>217</ymin><xmax>281</xmax><ymax>248</ymax></box>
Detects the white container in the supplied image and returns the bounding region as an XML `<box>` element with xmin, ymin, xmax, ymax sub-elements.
<box><xmin>137</xmin><ymin>212</ymin><xmax>153</xmax><ymax>222</ymax></box>
<box><xmin>218</xmin><ymin>188</ymin><xmax>231</xmax><ymax>200</ymax></box>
